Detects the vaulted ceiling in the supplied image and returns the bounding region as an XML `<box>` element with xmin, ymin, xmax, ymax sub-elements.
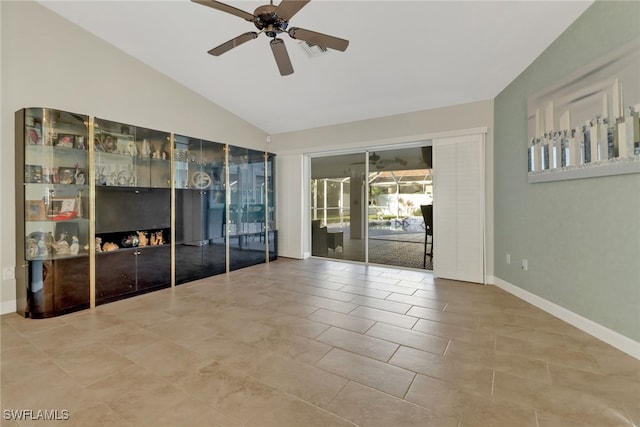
<box><xmin>39</xmin><ymin>1</ymin><xmax>593</xmax><ymax>134</ymax></box>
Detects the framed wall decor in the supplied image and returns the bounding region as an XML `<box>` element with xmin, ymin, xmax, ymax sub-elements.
<box><xmin>58</xmin><ymin>167</ymin><xmax>76</xmax><ymax>184</ymax></box>
<box><xmin>26</xmin><ymin>200</ymin><xmax>46</xmax><ymax>221</ymax></box>
<box><xmin>527</xmin><ymin>40</ymin><xmax>640</xmax><ymax>183</ymax></box>
<box><xmin>47</xmin><ymin>197</ymin><xmax>77</xmax><ymax>217</ymax></box>
<box><xmin>55</xmin><ymin>133</ymin><xmax>75</xmax><ymax>148</ymax></box>
<box><xmin>25</xmin><ymin>165</ymin><xmax>43</xmax><ymax>183</ymax></box>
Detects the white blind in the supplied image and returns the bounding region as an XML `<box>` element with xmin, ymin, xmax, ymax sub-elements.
<box><xmin>433</xmin><ymin>134</ymin><xmax>485</xmax><ymax>284</ymax></box>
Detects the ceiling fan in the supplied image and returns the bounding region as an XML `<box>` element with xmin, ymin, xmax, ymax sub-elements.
<box><xmin>192</xmin><ymin>0</ymin><xmax>349</xmax><ymax>76</ymax></box>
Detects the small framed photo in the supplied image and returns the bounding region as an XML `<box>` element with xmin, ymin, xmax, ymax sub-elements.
<box><xmin>25</xmin><ymin>126</ymin><xmax>42</xmax><ymax>145</ymax></box>
<box><xmin>74</xmin><ymin>135</ymin><xmax>86</xmax><ymax>150</ymax></box>
<box><xmin>58</xmin><ymin>167</ymin><xmax>75</xmax><ymax>184</ymax></box>
<box><xmin>42</xmin><ymin>167</ymin><xmax>59</xmax><ymax>184</ymax></box>
<box><xmin>47</xmin><ymin>197</ymin><xmax>76</xmax><ymax>217</ymax></box>
<box><xmin>25</xmin><ymin>165</ymin><xmax>43</xmax><ymax>183</ymax></box>
<box><xmin>55</xmin><ymin>133</ymin><xmax>75</xmax><ymax>148</ymax></box>
<box><xmin>25</xmin><ymin>200</ymin><xmax>47</xmax><ymax>221</ymax></box>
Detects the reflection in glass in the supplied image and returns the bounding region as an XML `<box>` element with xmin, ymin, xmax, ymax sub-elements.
<box><xmin>174</xmin><ymin>135</ymin><xmax>226</xmax><ymax>284</ymax></box>
<box><xmin>227</xmin><ymin>146</ymin><xmax>268</xmax><ymax>271</ymax></box>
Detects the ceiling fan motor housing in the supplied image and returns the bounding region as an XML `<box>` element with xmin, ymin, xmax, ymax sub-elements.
<box><xmin>253</xmin><ymin>5</ymin><xmax>288</xmax><ymax>37</ymax></box>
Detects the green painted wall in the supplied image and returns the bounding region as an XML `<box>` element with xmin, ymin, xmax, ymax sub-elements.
<box><xmin>494</xmin><ymin>1</ymin><xmax>640</xmax><ymax>341</ymax></box>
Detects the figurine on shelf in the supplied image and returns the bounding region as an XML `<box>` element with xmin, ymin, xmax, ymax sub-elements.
<box><xmin>26</xmin><ymin>237</ymin><xmax>38</xmax><ymax>258</ymax></box>
<box><xmin>95</xmin><ymin>237</ymin><xmax>103</xmax><ymax>252</ymax></box>
<box><xmin>141</xmin><ymin>139</ymin><xmax>151</xmax><ymax>158</ymax></box>
<box><xmin>70</xmin><ymin>236</ymin><xmax>79</xmax><ymax>255</ymax></box>
<box><xmin>137</xmin><ymin>231</ymin><xmax>148</xmax><ymax>247</ymax></box>
<box><xmin>150</xmin><ymin>231</ymin><xmax>164</xmax><ymax>246</ymax></box>
<box><xmin>102</xmin><ymin>242</ymin><xmax>119</xmax><ymax>251</ymax></box>
<box><xmin>37</xmin><ymin>235</ymin><xmax>48</xmax><ymax>256</ymax></box>
<box><xmin>128</xmin><ymin>140</ymin><xmax>137</xmax><ymax>157</ymax></box>
<box><xmin>75</xmin><ymin>168</ymin><xmax>85</xmax><ymax>185</ymax></box>
<box><xmin>54</xmin><ymin>234</ymin><xmax>70</xmax><ymax>255</ymax></box>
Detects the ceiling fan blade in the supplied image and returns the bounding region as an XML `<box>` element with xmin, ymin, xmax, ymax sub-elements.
<box><xmin>270</xmin><ymin>38</ymin><xmax>294</xmax><ymax>76</ymax></box>
<box><xmin>191</xmin><ymin>0</ymin><xmax>255</xmax><ymax>22</ymax></box>
<box><xmin>275</xmin><ymin>0</ymin><xmax>310</xmax><ymax>21</ymax></box>
<box><xmin>288</xmin><ymin>27</ymin><xmax>349</xmax><ymax>52</ymax></box>
<box><xmin>208</xmin><ymin>32</ymin><xmax>258</xmax><ymax>56</ymax></box>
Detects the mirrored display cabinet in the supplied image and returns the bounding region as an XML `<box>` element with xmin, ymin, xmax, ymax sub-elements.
<box><xmin>15</xmin><ymin>108</ymin><xmax>277</xmax><ymax>318</ymax></box>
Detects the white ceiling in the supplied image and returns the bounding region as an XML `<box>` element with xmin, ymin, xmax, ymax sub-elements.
<box><xmin>39</xmin><ymin>0</ymin><xmax>593</xmax><ymax>135</ymax></box>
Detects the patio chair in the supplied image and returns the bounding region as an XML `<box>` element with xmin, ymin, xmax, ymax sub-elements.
<box><xmin>420</xmin><ymin>204</ymin><xmax>433</xmax><ymax>268</ymax></box>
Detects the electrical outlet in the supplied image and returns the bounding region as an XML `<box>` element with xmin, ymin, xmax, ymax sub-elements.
<box><xmin>3</xmin><ymin>267</ymin><xmax>15</xmax><ymax>280</ymax></box>
<box><xmin>521</xmin><ymin>259</ymin><xmax>528</xmax><ymax>271</ymax></box>
<box><xmin>506</xmin><ymin>253</ymin><xmax>510</xmax><ymax>264</ymax></box>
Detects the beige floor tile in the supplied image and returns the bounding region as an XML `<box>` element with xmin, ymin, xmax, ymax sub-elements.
<box><xmin>2</xmin><ymin>258</ymin><xmax>636</xmax><ymax>427</ymax></box>
<box><xmin>126</xmin><ymin>340</ymin><xmax>208</xmax><ymax>383</ymax></box>
<box><xmin>386</xmin><ymin>292</ymin><xmax>447</xmax><ymax>310</ymax></box>
<box><xmin>51</xmin><ymin>343</ymin><xmax>134</xmax><ymax>387</ymax></box>
<box><xmin>140</xmin><ymin>395</ymin><xmax>243</xmax><ymax>427</ymax></box>
<box><xmin>326</xmin><ymin>381</ymin><xmax>458</xmax><ymax>427</ymax></box>
<box><xmin>405</xmin><ymin>374</ymin><xmax>538</xmax><ymax>427</ymax></box>
<box><xmin>390</xmin><ymin>346</ymin><xmax>493</xmax><ymax>395</ymax></box>
<box><xmin>349</xmin><ymin>305</ymin><xmax>418</xmax><ymax>329</ymax></box>
<box><xmin>495</xmin><ymin>334</ymin><xmax>601</xmax><ymax>371</ymax></box>
<box><xmin>366</xmin><ymin>322</ymin><xmax>449</xmax><ymax>356</ymax></box>
<box><xmin>248</xmin><ymin>352</ymin><xmax>348</xmax><ymax>406</ymax></box>
<box><xmin>445</xmin><ymin>339</ymin><xmax>552</xmax><ymax>383</ymax></box>
<box><xmin>86</xmin><ymin>364</ymin><xmax>173</xmax><ymax>403</ymax></box>
<box><xmin>350</xmin><ymin>295</ymin><xmax>412</xmax><ymax>314</ymax></box>
<box><xmin>548</xmin><ymin>362</ymin><xmax>640</xmax><ymax>410</ymax></box>
<box><xmin>492</xmin><ymin>370</ymin><xmax>633</xmax><ymax>426</ymax></box>
<box><xmin>26</xmin><ymin>324</ymin><xmax>100</xmax><ymax>357</ymax></box>
<box><xmin>407</xmin><ymin>306</ymin><xmax>478</xmax><ymax>329</ymax></box>
<box><xmin>308</xmin><ymin>308</ymin><xmax>376</xmax><ymax>333</ymax></box>
<box><xmin>316</xmin><ymin>348</ymin><xmax>414</xmax><ymax>398</ymax></box>
<box><xmin>64</xmin><ymin>403</ymin><xmax>132</xmax><ymax>427</ymax></box>
<box><xmin>261</xmin><ymin>312</ymin><xmax>330</xmax><ymax>339</ymax></box>
<box><xmin>107</xmin><ymin>380</ymin><xmax>190</xmax><ymax>426</ymax></box>
<box><xmin>316</xmin><ymin>326</ymin><xmax>399</xmax><ymax>362</ymax></box>
<box><xmin>291</xmin><ymin>293</ymin><xmax>359</xmax><ymax>314</ymax></box>
<box><xmin>275</xmin><ymin>281</ymin><xmax>358</xmax><ymax>302</ymax></box>
<box><xmin>412</xmin><ymin>318</ymin><xmax>495</xmax><ymax>347</ymax></box>
<box><xmin>246</xmin><ymin>393</ymin><xmax>359</xmax><ymax>427</ymax></box>
<box><xmin>96</xmin><ymin>323</ymin><xmax>163</xmax><ymax>356</ymax></box>
<box><xmin>336</xmin><ymin>284</ymin><xmax>392</xmax><ymax>299</ymax></box>
<box><xmin>249</xmin><ymin>329</ymin><xmax>333</xmax><ymax>365</ymax></box>
<box><xmin>341</xmin><ymin>279</ymin><xmax>417</xmax><ymax>295</ymax></box>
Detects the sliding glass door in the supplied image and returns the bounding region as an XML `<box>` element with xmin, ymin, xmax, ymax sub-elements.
<box><xmin>310</xmin><ymin>153</ymin><xmax>366</xmax><ymax>263</ymax></box>
<box><xmin>366</xmin><ymin>146</ymin><xmax>433</xmax><ymax>270</ymax></box>
<box><xmin>310</xmin><ymin>145</ymin><xmax>433</xmax><ymax>269</ymax></box>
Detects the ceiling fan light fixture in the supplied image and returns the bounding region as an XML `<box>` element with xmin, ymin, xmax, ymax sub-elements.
<box><xmin>298</xmin><ymin>41</ymin><xmax>328</xmax><ymax>58</ymax></box>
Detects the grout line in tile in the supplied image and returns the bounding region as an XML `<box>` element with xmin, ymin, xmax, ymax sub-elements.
<box><xmin>442</xmin><ymin>339</ymin><xmax>452</xmax><ymax>357</ymax></box>
<box><xmin>490</xmin><ymin>369</ymin><xmax>497</xmax><ymax>398</ymax></box>
<box><xmin>402</xmin><ymin>372</ymin><xmax>418</xmax><ymax>400</ymax></box>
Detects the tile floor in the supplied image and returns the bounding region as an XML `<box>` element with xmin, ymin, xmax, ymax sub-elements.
<box><xmin>1</xmin><ymin>258</ymin><xmax>638</xmax><ymax>426</ymax></box>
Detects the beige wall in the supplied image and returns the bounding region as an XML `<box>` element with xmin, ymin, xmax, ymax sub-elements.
<box><xmin>0</xmin><ymin>1</ymin><xmax>267</xmax><ymax>313</ymax></box>
<box><xmin>270</xmin><ymin>100</ymin><xmax>495</xmax><ymax>273</ymax></box>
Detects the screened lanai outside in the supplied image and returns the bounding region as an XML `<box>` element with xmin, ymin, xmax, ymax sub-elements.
<box><xmin>310</xmin><ymin>145</ymin><xmax>433</xmax><ymax>270</ymax></box>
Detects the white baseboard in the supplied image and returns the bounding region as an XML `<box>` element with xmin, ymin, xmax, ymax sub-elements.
<box><xmin>0</xmin><ymin>299</ymin><xmax>17</xmax><ymax>316</ymax></box>
<box><xmin>492</xmin><ymin>276</ymin><xmax>640</xmax><ymax>360</ymax></box>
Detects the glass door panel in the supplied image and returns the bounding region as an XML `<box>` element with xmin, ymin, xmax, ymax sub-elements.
<box><xmin>266</xmin><ymin>152</ymin><xmax>277</xmax><ymax>261</ymax></box>
<box><xmin>227</xmin><ymin>146</ymin><xmax>267</xmax><ymax>271</ymax></box>
<box><xmin>310</xmin><ymin>153</ymin><xmax>366</xmax><ymax>263</ymax></box>
<box><xmin>367</xmin><ymin>145</ymin><xmax>433</xmax><ymax>270</ymax></box>
<box><xmin>174</xmin><ymin>135</ymin><xmax>226</xmax><ymax>284</ymax></box>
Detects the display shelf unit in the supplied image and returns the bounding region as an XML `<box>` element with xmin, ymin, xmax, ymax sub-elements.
<box><xmin>16</xmin><ymin>108</ymin><xmax>91</xmax><ymax>317</ymax></box>
<box><xmin>173</xmin><ymin>134</ymin><xmax>226</xmax><ymax>284</ymax></box>
<box><xmin>15</xmin><ymin>107</ymin><xmax>277</xmax><ymax>318</ymax></box>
